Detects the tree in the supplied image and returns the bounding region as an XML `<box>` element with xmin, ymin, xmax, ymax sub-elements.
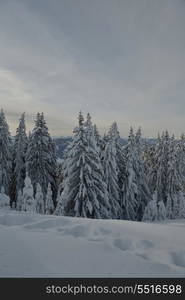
<box><xmin>122</xmin><ymin>127</ymin><xmax>138</xmax><ymax>220</ymax></box>
<box><xmin>103</xmin><ymin>137</ymin><xmax>120</xmax><ymax>219</ymax></box>
<box><xmin>11</xmin><ymin>113</ymin><xmax>28</xmax><ymax>206</ymax></box>
<box><xmin>154</xmin><ymin>131</ymin><xmax>170</xmax><ymax>205</ymax></box>
<box><xmin>142</xmin><ymin>193</ymin><xmax>158</xmax><ymax>222</ymax></box>
<box><xmin>108</xmin><ymin>122</ymin><xmax>126</xmax><ymax>196</ymax></box>
<box><xmin>134</xmin><ymin>127</ymin><xmax>152</xmax><ymax>220</ymax></box>
<box><xmin>35</xmin><ymin>183</ymin><xmax>45</xmax><ymax>214</ymax></box>
<box><xmin>122</xmin><ymin>127</ymin><xmax>151</xmax><ymax>220</ymax></box>
<box><xmin>93</xmin><ymin>124</ymin><xmax>101</xmax><ymax>149</ymax></box>
<box><xmin>0</xmin><ymin>109</ymin><xmax>12</xmax><ymax>196</ymax></box>
<box><xmin>22</xmin><ymin>174</ymin><xmax>35</xmax><ymax>212</ymax></box>
<box><xmin>26</xmin><ymin>113</ymin><xmax>57</xmax><ymax>198</ymax></box>
<box><xmin>45</xmin><ymin>183</ymin><xmax>54</xmax><ymax>214</ymax></box>
<box><xmin>166</xmin><ymin>136</ymin><xmax>185</xmax><ymax>218</ymax></box>
<box><xmin>0</xmin><ymin>186</ymin><xmax>10</xmax><ymax>208</ymax></box>
<box><xmin>55</xmin><ymin>112</ymin><xmax>111</xmax><ymax>219</ymax></box>
<box><xmin>16</xmin><ymin>190</ymin><xmax>23</xmax><ymax>211</ymax></box>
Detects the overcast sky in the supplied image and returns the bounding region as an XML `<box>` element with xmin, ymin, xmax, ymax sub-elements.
<box><xmin>0</xmin><ymin>0</ymin><xmax>185</xmax><ymax>137</ymax></box>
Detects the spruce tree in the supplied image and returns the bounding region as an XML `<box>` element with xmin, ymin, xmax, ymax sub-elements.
<box><xmin>35</xmin><ymin>183</ymin><xmax>45</xmax><ymax>214</ymax></box>
<box><xmin>22</xmin><ymin>174</ymin><xmax>35</xmax><ymax>212</ymax></box>
<box><xmin>166</xmin><ymin>136</ymin><xmax>185</xmax><ymax>218</ymax></box>
<box><xmin>0</xmin><ymin>109</ymin><xmax>12</xmax><ymax>196</ymax></box>
<box><xmin>11</xmin><ymin>113</ymin><xmax>28</xmax><ymax>205</ymax></box>
<box><xmin>122</xmin><ymin>127</ymin><xmax>138</xmax><ymax>220</ymax></box>
<box><xmin>55</xmin><ymin>112</ymin><xmax>110</xmax><ymax>219</ymax></box>
<box><xmin>26</xmin><ymin>113</ymin><xmax>57</xmax><ymax>198</ymax></box>
<box><xmin>45</xmin><ymin>183</ymin><xmax>54</xmax><ymax>214</ymax></box>
<box><xmin>103</xmin><ymin>134</ymin><xmax>120</xmax><ymax>219</ymax></box>
<box><xmin>16</xmin><ymin>190</ymin><xmax>23</xmax><ymax>211</ymax></box>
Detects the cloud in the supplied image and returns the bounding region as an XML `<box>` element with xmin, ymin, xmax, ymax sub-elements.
<box><xmin>0</xmin><ymin>0</ymin><xmax>185</xmax><ymax>137</ymax></box>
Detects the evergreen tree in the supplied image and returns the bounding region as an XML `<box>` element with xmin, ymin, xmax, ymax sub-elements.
<box><xmin>103</xmin><ymin>134</ymin><xmax>120</xmax><ymax>219</ymax></box>
<box><xmin>16</xmin><ymin>190</ymin><xmax>23</xmax><ymax>211</ymax></box>
<box><xmin>55</xmin><ymin>112</ymin><xmax>110</xmax><ymax>219</ymax></box>
<box><xmin>122</xmin><ymin>127</ymin><xmax>138</xmax><ymax>220</ymax></box>
<box><xmin>166</xmin><ymin>136</ymin><xmax>185</xmax><ymax>218</ymax></box>
<box><xmin>11</xmin><ymin>113</ymin><xmax>28</xmax><ymax>205</ymax></box>
<box><xmin>45</xmin><ymin>183</ymin><xmax>54</xmax><ymax>214</ymax></box>
<box><xmin>135</xmin><ymin>127</ymin><xmax>152</xmax><ymax>220</ymax></box>
<box><xmin>142</xmin><ymin>192</ymin><xmax>158</xmax><ymax>222</ymax></box>
<box><xmin>93</xmin><ymin>124</ymin><xmax>101</xmax><ymax>149</ymax></box>
<box><xmin>0</xmin><ymin>186</ymin><xmax>10</xmax><ymax>208</ymax></box>
<box><xmin>108</xmin><ymin>122</ymin><xmax>126</xmax><ymax>195</ymax></box>
<box><xmin>22</xmin><ymin>174</ymin><xmax>35</xmax><ymax>212</ymax></box>
<box><xmin>155</xmin><ymin>131</ymin><xmax>170</xmax><ymax>205</ymax></box>
<box><xmin>0</xmin><ymin>109</ymin><xmax>12</xmax><ymax>196</ymax></box>
<box><xmin>35</xmin><ymin>183</ymin><xmax>45</xmax><ymax>214</ymax></box>
<box><xmin>26</xmin><ymin>113</ymin><xmax>57</xmax><ymax>198</ymax></box>
<box><xmin>122</xmin><ymin>127</ymin><xmax>151</xmax><ymax>220</ymax></box>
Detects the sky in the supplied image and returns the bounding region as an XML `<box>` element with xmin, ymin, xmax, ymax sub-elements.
<box><xmin>0</xmin><ymin>0</ymin><xmax>185</xmax><ymax>138</ymax></box>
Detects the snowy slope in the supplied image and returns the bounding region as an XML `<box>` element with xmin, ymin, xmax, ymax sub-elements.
<box><xmin>0</xmin><ymin>208</ymin><xmax>185</xmax><ymax>277</ymax></box>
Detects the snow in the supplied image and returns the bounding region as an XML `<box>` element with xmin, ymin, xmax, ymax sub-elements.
<box><xmin>0</xmin><ymin>208</ymin><xmax>185</xmax><ymax>277</ymax></box>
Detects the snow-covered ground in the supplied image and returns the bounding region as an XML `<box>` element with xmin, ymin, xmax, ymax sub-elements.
<box><xmin>0</xmin><ymin>208</ymin><xmax>185</xmax><ymax>277</ymax></box>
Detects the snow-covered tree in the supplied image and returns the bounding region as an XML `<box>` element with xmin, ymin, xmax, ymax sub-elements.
<box><xmin>178</xmin><ymin>191</ymin><xmax>185</xmax><ymax>218</ymax></box>
<box><xmin>35</xmin><ymin>183</ymin><xmax>45</xmax><ymax>214</ymax></box>
<box><xmin>0</xmin><ymin>186</ymin><xmax>10</xmax><ymax>208</ymax></box>
<box><xmin>93</xmin><ymin>124</ymin><xmax>101</xmax><ymax>149</ymax></box>
<box><xmin>16</xmin><ymin>190</ymin><xmax>23</xmax><ymax>211</ymax></box>
<box><xmin>142</xmin><ymin>192</ymin><xmax>158</xmax><ymax>222</ymax></box>
<box><xmin>26</xmin><ymin>113</ymin><xmax>57</xmax><ymax>198</ymax></box>
<box><xmin>0</xmin><ymin>109</ymin><xmax>12</xmax><ymax>195</ymax></box>
<box><xmin>153</xmin><ymin>131</ymin><xmax>170</xmax><ymax>205</ymax></box>
<box><xmin>122</xmin><ymin>127</ymin><xmax>138</xmax><ymax>220</ymax></box>
<box><xmin>55</xmin><ymin>112</ymin><xmax>111</xmax><ymax>219</ymax></box>
<box><xmin>11</xmin><ymin>113</ymin><xmax>28</xmax><ymax>205</ymax></box>
<box><xmin>22</xmin><ymin>174</ymin><xmax>35</xmax><ymax>212</ymax></box>
<box><xmin>157</xmin><ymin>200</ymin><xmax>166</xmax><ymax>221</ymax></box>
<box><xmin>166</xmin><ymin>136</ymin><xmax>185</xmax><ymax>218</ymax></box>
<box><xmin>45</xmin><ymin>183</ymin><xmax>54</xmax><ymax>214</ymax></box>
<box><xmin>103</xmin><ymin>138</ymin><xmax>120</xmax><ymax>219</ymax></box>
<box><xmin>134</xmin><ymin>127</ymin><xmax>152</xmax><ymax>220</ymax></box>
<box><xmin>122</xmin><ymin>127</ymin><xmax>151</xmax><ymax>220</ymax></box>
<box><xmin>143</xmin><ymin>192</ymin><xmax>166</xmax><ymax>222</ymax></box>
<box><xmin>108</xmin><ymin>122</ymin><xmax>126</xmax><ymax>195</ymax></box>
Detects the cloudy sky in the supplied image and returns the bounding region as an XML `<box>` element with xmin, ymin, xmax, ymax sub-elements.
<box><xmin>0</xmin><ymin>0</ymin><xmax>185</xmax><ymax>137</ymax></box>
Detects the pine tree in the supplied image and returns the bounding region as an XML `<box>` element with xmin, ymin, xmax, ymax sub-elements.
<box><xmin>93</xmin><ymin>124</ymin><xmax>101</xmax><ymax>149</ymax></box>
<box><xmin>122</xmin><ymin>127</ymin><xmax>151</xmax><ymax>220</ymax></box>
<box><xmin>155</xmin><ymin>131</ymin><xmax>170</xmax><ymax>205</ymax></box>
<box><xmin>0</xmin><ymin>109</ymin><xmax>12</xmax><ymax>196</ymax></box>
<box><xmin>55</xmin><ymin>112</ymin><xmax>110</xmax><ymax>219</ymax></box>
<box><xmin>166</xmin><ymin>136</ymin><xmax>185</xmax><ymax>218</ymax></box>
<box><xmin>11</xmin><ymin>113</ymin><xmax>28</xmax><ymax>205</ymax></box>
<box><xmin>122</xmin><ymin>127</ymin><xmax>138</xmax><ymax>220</ymax></box>
<box><xmin>16</xmin><ymin>190</ymin><xmax>23</xmax><ymax>211</ymax></box>
<box><xmin>26</xmin><ymin>113</ymin><xmax>57</xmax><ymax>198</ymax></box>
<box><xmin>45</xmin><ymin>183</ymin><xmax>54</xmax><ymax>214</ymax></box>
<box><xmin>135</xmin><ymin>127</ymin><xmax>151</xmax><ymax>220</ymax></box>
<box><xmin>157</xmin><ymin>200</ymin><xmax>166</xmax><ymax>221</ymax></box>
<box><xmin>0</xmin><ymin>186</ymin><xmax>10</xmax><ymax>208</ymax></box>
<box><xmin>35</xmin><ymin>183</ymin><xmax>45</xmax><ymax>214</ymax></box>
<box><xmin>142</xmin><ymin>192</ymin><xmax>158</xmax><ymax>222</ymax></box>
<box><xmin>103</xmin><ymin>135</ymin><xmax>120</xmax><ymax>219</ymax></box>
<box><xmin>108</xmin><ymin>122</ymin><xmax>126</xmax><ymax>195</ymax></box>
<box><xmin>22</xmin><ymin>174</ymin><xmax>35</xmax><ymax>212</ymax></box>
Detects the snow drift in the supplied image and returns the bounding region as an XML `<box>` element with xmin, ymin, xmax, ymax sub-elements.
<box><xmin>0</xmin><ymin>208</ymin><xmax>185</xmax><ymax>277</ymax></box>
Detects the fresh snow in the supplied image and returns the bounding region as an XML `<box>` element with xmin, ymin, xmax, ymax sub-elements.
<box><xmin>0</xmin><ymin>208</ymin><xmax>185</xmax><ymax>277</ymax></box>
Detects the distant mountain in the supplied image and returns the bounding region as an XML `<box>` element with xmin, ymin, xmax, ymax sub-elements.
<box><xmin>54</xmin><ymin>137</ymin><xmax>72</xmax><ymax>159</ymax></box>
